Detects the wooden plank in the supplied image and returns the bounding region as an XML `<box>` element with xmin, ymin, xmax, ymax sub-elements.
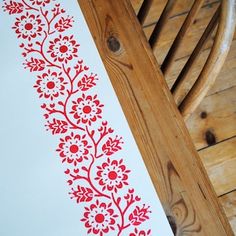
<box><xmin>186</xmin><ymin>85</ymin><xmax>236</xmax><ymax>150</ymax></box>
<box><xmin>219</xmin><ymin>191</ymin><xmax>236</xmax><ymax>234</ymax></box>
<box><xmin>78</xmin><ymin>0</ymin><xmax>233</xmax><ymax>235</ymax></box>
<box><xmin>199</xmin><ymin>137</ymin><xmax>236</xmax><ymax>196</ymax></box>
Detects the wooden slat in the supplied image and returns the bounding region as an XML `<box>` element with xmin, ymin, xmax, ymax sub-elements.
<box><xmin>186</xmin><ymin>85</ymin><xmax>236</xmax><ymax>150</ymax></box>
<box><xmin>138</xmin><ymin>0</ymin><xmax>153</xmax><ymax>25</ymax></box>
<box><xmin>161</xmin><ymin>0</ymin><xmax>205</xmax><ymax>76</ymax></box>
<box><xmin>78</xmin><ymin>0</ymin><xmax>233</xmax><ymax>235</ymax></box>
<box><xmin>144</xmin><ymin>1</ymin><xmax>220</xmax><ymax>68</ymax></box>
<box><xmin>219</xmin><ymin>191</ymin><xmax>236</xmax><ymax>233</ymax></box>
<box><xmin>208</xmin><ymin>37</ymin><xmax>236</xmax><ymax>95</ymax></box>
<box><xmin>131</xmin><ymin>0</ymin><xmax>219</xmax><ymax>27</ymax></box>
<box><xmin>179</xmin><ymin>0</ymin><xmax>236</xmax><ymax>120</ymax></box>
<box><xmin>171</xmin><ymin>7</ymin><xmax>220</xmax><ymax>106</ymax></box>
<box><xmin>164</xmin><ymin>34</ymin><xmax>236</xmax><ymax>96</ymax></box>
<box><xmin>149</xmin><ymin>0</ymin><xmax>177</xmax><ymax>49</ymax></box>
<box><xmin>199</xmin><ymin>137</ymin><xmax>236</xmax><ymax>196</ymax></box>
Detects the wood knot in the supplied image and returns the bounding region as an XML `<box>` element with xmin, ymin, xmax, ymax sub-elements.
<box><xmin>167</xmin><ymin>215</ymin><xmax>177</xmax><ymax>235</ymax></box>
<box><xmin>107</xmin><ymin>36</ymin><xmax>120</xmax><ymax>52</ymax></box>
<box><xmin>200</xmin><ymin>111</ymin><xmax>207</xmax><ymax>119</ymax></box>
<box><xmin>205</xmin><ymin>129</ymin><xmax>216</xmax><ymax>146</ymax></box>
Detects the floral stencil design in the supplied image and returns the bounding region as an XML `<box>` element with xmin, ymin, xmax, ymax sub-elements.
<box><xmin>70</xmin><ymin>94</ymin><xmax>103</xmax><ymax>125</ymax></box>
<box><xmin>95</xmin><ymin>158</ymin><xmax>130</xmax><ymax>193</ymax></box>
<box><xmin>81</xmin><ymin>200</ymin><xmax>118</xmax><ymax>235</ymax></box>
<box><xmin>2</xmin><ymin>0</ymin><xmax>152</xmax><ymax>235</ymax></box>
<box><xmin>57</xmin><ymin>132</ymin><xmax>91</xmax><ymax>165</ymax></box>
<box><xmin>34</xmin><ymin>70</ymin><xmax>67</xmax><ymax>100</ymax></box>
<box><xmin>48</xmin><ymin>35</ymin><xmax>79</xmax><ymax>63</ymax></box>
<box><xmin>13</xmin><ymin>12</ymin><xmax>44</xmax><ymax>40</ymax></box>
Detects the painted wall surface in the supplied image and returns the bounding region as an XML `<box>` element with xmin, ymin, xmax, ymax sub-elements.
<box><xmin>0</xmin><ymin>1</ymin><xmax>173</xmax><ymax>235</ymax></box>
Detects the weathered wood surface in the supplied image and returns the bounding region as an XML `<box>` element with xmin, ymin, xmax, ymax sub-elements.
<box><xmin>219</xmin><ymin>191</ymin><xmax>236</xmax><ymax>233</ymax></box>
<box><xmin>186</xmin><ymin>85</ymin><xmax>236</xmax><ymax>150</ymax></box>
<box><xmin>79</xmin><ymin>0</ymin><xmax>233</xmax><ymax>235</ymax></box>
<box><xmin>199</xmin><ymin>137</ymin><xmax>236</xmax><ymax>196</ymax></box>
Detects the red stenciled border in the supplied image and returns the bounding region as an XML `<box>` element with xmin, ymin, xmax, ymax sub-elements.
<box><xmin>2</xmin><ymin>1</ymin><xmax>153</xmax><ymax>235</ymax></box>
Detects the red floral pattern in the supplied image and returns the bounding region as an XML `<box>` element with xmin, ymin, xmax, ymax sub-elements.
<box><xmin>130</xmin><ymin>228</ymin><xmax>152</xmax><ymax>236</ymax></box>
<box><xmin>29</xmin><ymin>0</ymin><xmax>50</xmax><ymax>6</ymax></box>
<box><xmin>34</xmin><ymin>70</ymin><xmax>67</xmax><ymax>100</ymax></box>
<box><xmin>70</xmin><ymin>94</ymin><xmax>103</xmax><ymax>125</ymax></box>
<box><xmin>81</xmin><ymin>200</ymin><xmax>118</xmax><ymax>235</ymax></box>
<box><xmin>95</xmin><ymin>158</ymin><xmax>130</xmax><ymax>193</ymax></box>
<box><xmin>57</xmin><ymin>132</ymin><xmax>91</xmax><ymax>165</ymax></box>
<box><xmin>2</xmin><ymin>1</ymin><xmax>153</xmax><ymax>235</ymax></box>
<box><xmin>48</xmin><ymin>35</ymin><xmax>79</xmax><ymax>63</ymax></box>
<box><xmin>13</xmin><ymin>12</ymin><xmax>44</xmax><ymax>40</ymax></box>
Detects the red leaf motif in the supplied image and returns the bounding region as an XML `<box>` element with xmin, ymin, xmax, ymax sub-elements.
<box><xmin>24</xmin><ymin>57</ymin><xmax>45</xmax><ymax>72</ymax></box>
<box><xmin>129</xmin><ymin>228</ymin><xmax>152</xmax><ymax>236</ymax></box>
<box><xmin>129</xmin><ymin>205</ymin><xmax>151</xmax><ymax>226</ymax></box>
<box><xmin>77</xmin><ymin>74</ymin><xmax>98</xmax><ymax>91</ymax></box>
<box><xmin>54</xmin><ymin>16</ymin><xmax>74</xmax><ymax>32</ymax></box>
<box><xmin>46</xmin><ymin>118</ymin><xmax>68</xmax><ymax>135</ymax></box>
<box><xmin>2</xmin><ymin>1</ymin><xmax>24</xmax><ymax>15</ymax></box>
<box><xmin>70</xmin><ymin>186</ymin><xmax>93</xmax><ymax>203</ymax></box>
<box><xmin>102</xmin><ymin>136</ymin><xmax>123</xmax><ymax>156</ymax></box>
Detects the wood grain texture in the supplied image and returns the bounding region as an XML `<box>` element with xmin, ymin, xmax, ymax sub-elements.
<box><xmin>179</xmin><ymin>0</ymin><xmax>236</xmax><ymax>120</ymax></box>
<box><xmin>219</xmin><ymin>191</ymin><xmax>236</xmax><ymax>233</ymax></box>
<box><xmin>186</xmin><ymin>85</ymin><xmax>236</xmax><ymax>150</ymax></box>
<box><xmin>78</xmin><ymin>0</ymin><xmax>233</xmax><ymax>235</ymax></box>
<box><xmin>161</xmin><ymin>0</ymin><xmax>205</xmax><ymax>76</ymax></box>
<box><xmin>144</xmin><ymin>1</ymin><xmax>220</xmax><ymax>69</ymax></box>
<box><xmin>199</xmin><ymin>137</ymin><xmax>236</xmax><ymax>196</ymax></box>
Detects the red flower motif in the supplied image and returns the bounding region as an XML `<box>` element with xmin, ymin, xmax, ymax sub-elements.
<box><xmin>48</xmin><ymin>35</ymin><xmax>79</xmax><ymax>63</ymax></box>
<box><xmin>129</xmin><ymin>205</ymin><xmax>151</xmax><ymax>226</ymax></box>
<box><xmin>2</xmin><ymin>1</ymin><xmax>24</xmax><ymax>15</ymax></box>
<box><xmin>81</xmin><ymin>200</ymin><xmax>118</xmax><ymax>235</ymax></box>
<box><xmin>56</xmin><ymin>132</ymin><xmax>91</xmax><ymax>166</ymax></box>
<box><xmin>29</xmin><ymin>0</ymin><xmax>50</xmax><ymax>6</ymax></box>
<box><xmin>95</xmin><ymin>158</ymin><xmax>130</xmax><ymax>193</ymax></box>
<box><xmin>13</xmin><ymin>12</ymin><xmax>44</xmax><ymax>40</ymax></box>
<box><xmin>34</xmin><ymin>70</ymin><xmax>67</xmax><ymax>100</ymax></box>
<box><xmin>70</xmin><ymin>94</ymin><xmax>103</xmax><ymax>125</ymax></box>
<box><xmin>130</xmin><ymin>228</ymin><xmax>151</xmax><ymax>236</ymax></box>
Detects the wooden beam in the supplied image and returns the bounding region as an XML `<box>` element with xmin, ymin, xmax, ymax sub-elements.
<box><xmin>78</xmin><ymin>0</ymin><xmax>233</xmax><ymax>234</ymax></box>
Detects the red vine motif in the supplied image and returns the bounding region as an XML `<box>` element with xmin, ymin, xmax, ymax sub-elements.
<box><xmin>2</xmin><ymin>1</ymin><xmax>152</xmax><ymax>235</ymax></box>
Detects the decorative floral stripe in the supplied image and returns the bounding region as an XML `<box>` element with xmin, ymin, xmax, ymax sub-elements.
<box><xmin>2</xmin><ymin>1</ymin><xmax>153</xmax><ymax>235</ymax></box>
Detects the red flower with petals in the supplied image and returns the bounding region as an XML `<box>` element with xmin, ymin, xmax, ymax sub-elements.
<box><xmin>13</xmin><ymin>12</ymin><xmax>44</xmax><ymax>40</ymax></box>
<box><xmin>29</xmin><ymin>0</ymin><xmax>50</xmax><ymax>6</ymax></box>
<box><xmin>81</xmin><ymin>200</ymin><xmax>118</xmax><ymax>236</ymax></box>
<box><xmin>48</xmin><ymin>35</ymin><xmax>79</xmax><ymax>63</ymax></box>
<box><xmin>95</xmin><ymin>158</ymin><xmax>130</xmax><ymax>193</ymax></box>
<box><xmin>70</xmin><ymin>94</ymin><xmax>103</xmax><ymax>125</ymax></box>
<box><xmin>56</xmin><ymin>132</ymin><xmax>91</xmax><ymax>166</ymax></box>
<box><xmin>34</xmin><ymin>70</ymin><xmax>67</xmax><ymax>100</ymax></box>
